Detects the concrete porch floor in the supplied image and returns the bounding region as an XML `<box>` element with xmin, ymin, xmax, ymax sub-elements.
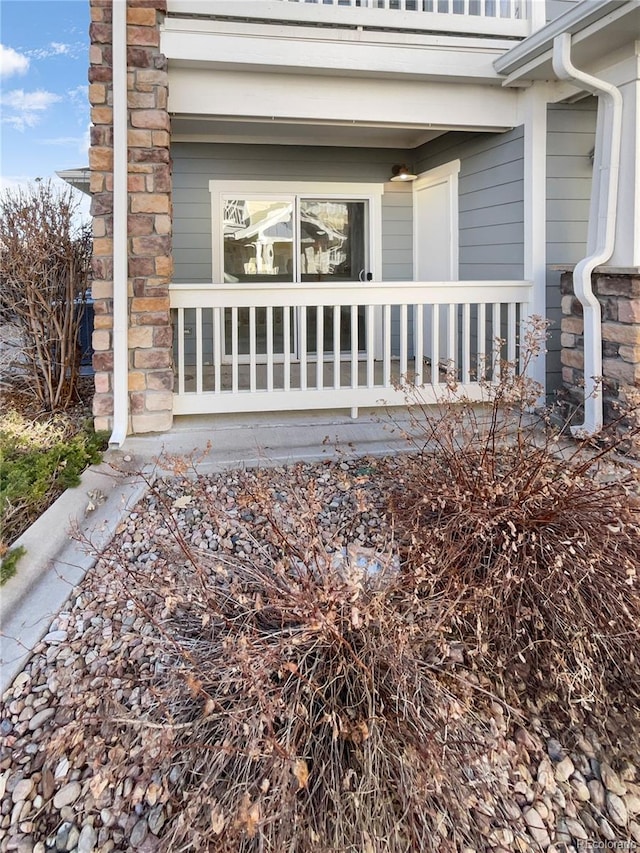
<box><xmin>118</xmin><ymin>405</ymin><xmax>427</xmax><ymax>475</ymax></box>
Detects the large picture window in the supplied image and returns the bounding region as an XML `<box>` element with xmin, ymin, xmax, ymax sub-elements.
<box><xmin>219</xmin><ymin>196</ymin><xmax>369</xmax><ymax>285</ymax></box>
<box><xmin>210</xmin><ymin>181</ymin><xmax>382</xmax><ymax>285</ymax></box>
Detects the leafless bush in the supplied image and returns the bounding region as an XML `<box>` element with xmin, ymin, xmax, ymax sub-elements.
<box><xmin>45</xmin><ymin>323</ymin><xmax>640</xmax><ymax>850</ymax></box>
<box><xmin>387</xmin><ymin>320</ymin><xmax>640</xmax><ymax>725</ymax></box>
<box><xmin>0</xmin><ymin>181</ymin><xmax>91</xmax><ymax>411</ymax></box>
<box><xmin>51</xmin><ymin>466</ymin><xmax>525</xmax><ymax>853</ymax></box>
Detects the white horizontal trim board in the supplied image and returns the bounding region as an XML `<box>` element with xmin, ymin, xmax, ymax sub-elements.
<box><xmin>167</xmin><ymin>69</ymin><xmax>520</xmax><ymax>131</ymax></box>
<box><xmin>170</xmin><ymin>280</ymin><xmax>531</xmax><ymax>308</ymax></box>
<box><xmin>170</xmin><ymin>279</ymin><xmax>533</xmax><ymax>416</ymax></box>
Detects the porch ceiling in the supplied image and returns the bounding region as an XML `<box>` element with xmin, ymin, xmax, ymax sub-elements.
<box><xmin>170</xmin><ymin>115</ymin><xmax>447</xmax><ymax>149</ymax></box>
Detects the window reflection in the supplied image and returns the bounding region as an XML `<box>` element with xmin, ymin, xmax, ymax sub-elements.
<box><xmin>299</xmin><ymin>200</ymin><xmax>365</xmax><ymax>282</ymax></box>
<box><xmin>223</xmin><ymin>199</ymin><xmax>294</xmax><ymax>282</ymax></box>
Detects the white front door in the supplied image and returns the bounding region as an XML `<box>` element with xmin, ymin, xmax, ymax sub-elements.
<box><xmin>413</xmin><ymin>160</ymin><xmax>460</xmax><ymax>365</ymax></box>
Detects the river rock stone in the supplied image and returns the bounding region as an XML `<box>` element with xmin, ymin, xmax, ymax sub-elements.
<box><xmin>53</xmin><ymin>782</ymin><xmax>81</xmax><ymax>810</ymax></box>
<box><xmin>554</xmin><ymin>756</ymin><xmax>574</xmax><ymax>783</ymax></box>
<box><xmin>588</xmin><ymin>779</ymin><xmax>606</xmax><ymax>811</ymax></box>
<box><xmin>523</xmin><ymin>807</ymin><xmax>551</xmax><ymax>848</ymax></box>
<box><xmin>43</xmin><ymin>630</ymin><xmax>68</xmax><ymax>644</ymax></box>
<box><xmin>570</xmin><ymin>779</ymin><xmax>591</xmax><ymax>802</ymax></box>
<box><xmin>65</xmin><ymin>824</ymin><xmax>80</xmax><ymax>850</ymax></box>
<box><xmin>606</xmin><ymin>792</ymin><xmax>628</xmax><ymax>827</ymax></box>
<box><xmin>599</xmin><ymin>817</ymin><xmax>616</xmax><ymax>840</ymax></box>
<box><xmin>564</xmin><ymin>817</ymin><xmax>587</xmax><ymax>840</ymax></box>
<box><xmin>547</xmin><ymin>739</ymin><xmax>564</xmax><ymax>762</ymax></box>
<box><xmin>624</xmin><ymin>792</ymin><xmax>640</xmax><ymax>816</ymax></box>
<box><xmin>130</xmin><ymin>818</ymin><xmax>148</xmax><ymax>847</ymax></box>
<box><xmin>601</xmin><ymin>762</ymin><xmax>626</xmax><ymax>796</ymax></box>
<box><xmin>28</xmin><ymin>707</ymin><xmax>55</xmax><ymax>731</ymax></box>
<box><xmin>11</xmin><ymin>778</ymin><xmax>34</xmax><ymax>804</ymax></box>
<box><xmin>55</xmin><ymin>821</ymin><xmax>73</xmax><ymax>851</ymax></box>
<box><xmin>40</xmin><ymin>767</ymin><xmax>55</xmax><ymax>801</ymax></box>
<box><xmin>78</xmin><ymin>824</ymin><xmax>97</xmax><ymax>853</ymax></box>
<box><xmin>537</xmin><ymin>759</ymin><xmax>557</xmax><ymax>794</ymax></box>
<box><xmin>147</xmin><ymin>805</ymin><xmax>165</xmax><ymax>835</ymax></box>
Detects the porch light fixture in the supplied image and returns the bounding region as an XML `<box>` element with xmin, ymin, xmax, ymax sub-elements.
<box><xmin>390</xmin><ymin>164</ymin><xmax>417</xmax><ymax>182</ymax></box>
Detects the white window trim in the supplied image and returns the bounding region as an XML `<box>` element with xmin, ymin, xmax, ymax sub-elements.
<box><xmin>413</xmin><ymin>159</ymin><xmax>460</xmax><ymax>281</ymax></box>
<box><xmin>209</xmin><ymin>180</ymin><xmax>383</xmax><ymax>285</ymax></box>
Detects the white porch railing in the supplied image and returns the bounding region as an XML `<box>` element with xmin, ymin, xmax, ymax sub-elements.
<box><xmin>169</xmin><ymin>281</ymin><xmax>532</xmax><ymax>417</ymax></box>
<box><xmin>280</xmin><ymin>0</ymin><xmax>524</xmax><ymax>16</ymax></box>
<box><xmin>167</xmin><ymin>0</ymin><xmax>542</xmax><ymax>38</ymax></box>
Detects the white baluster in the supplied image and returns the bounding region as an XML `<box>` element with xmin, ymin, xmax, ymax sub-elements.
<box><xmin>266</xmin><ymin>306</ymin><xmax>274</xmax><ymax>392</ymax></box>
<box><xmin>196</xmin><ymin>306</ymin><xmax>203</xmax><ymax>394</ymax></box>
<box><xmin>214</xmin><ymin>306</ymin><xmax>222</xmax><ymax>394</ymax></box>
<box><xmin>177</xmin><ymin>307</ymin><xmax>185</xmax><ymax>396</ymax></box>
<box><xmin>366</xmin><ymin>304</ymin><xmax>374</xmax><ymax>388</ymax></box>
<box><xmin>316</xmin><ymin>307</ymin><xmax>324</xmax><ymax>390</ymax></box>
<box><xmin>462</xmin><ymin>302</ymin><xmax>470</xmax><ymax>384</ymax></box>
<box><xmin>414</xmin><ymin>303</ymin><xmax>423</xmax><ymax>385</ymax></box>
<box><xmin>231</xmin><ymin>306</ymin><xmax>238</xmax><ymax>393</ymax></box>
<box><xmin>507</xmin><ymin>301</ymin><xmax>517</xmax><ymax>364</ymax></box>
<box><xmin>399</xmin><ymin>303</ymin><xmax>408</xmax><ymax>384</ymax></box>
<box><xmin>383</xmin><ymin>304</ymin><xmax>391</xmax><ymax>387</ymax></box>
<box><xmin>492</xmin><ymin>302</ymin><xmax>502</xmax><ymax>382</ymax></box>
<box><xmin>477</xmin><ymin>302</ymin><xmax>486</xmax><ymax>381</ymax></box>
<box><xmin>333</xmin><ymin>305</ymin><xmax>341</xmax><ymax>390</ymax></box>
<box><xmin>284</xmin><ymin>306</ymin><xmax>291</xmax><ymax>392</ymax></box>
<box><xmin>351</xmin><ymin>305</ymin><xmax>358</xmax><ymax>389</ymax></box>
<box><xmin>447</xmin><ymin>303</ymin><xmax>456</xmax><ymax>377</ymax></box>
<box><xmin>431</xmin><ymin>304</ymin><xmax>440</xmax><ymax>385</ymax></box>
<box><xmin>300</xmin><ymin>307</ymin><xmax>308</xmax><ymax>391</ymax></box>
<box><xmin>249</xmin><ymin>306</ymin><xmax>257</xmax><ymax>392</ymax></box>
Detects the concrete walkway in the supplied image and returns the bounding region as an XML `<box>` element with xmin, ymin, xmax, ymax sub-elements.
<box><xmin>0</xmin><ymin>406</ymin><xmax>420</xmax><ymax>694</ymax></box>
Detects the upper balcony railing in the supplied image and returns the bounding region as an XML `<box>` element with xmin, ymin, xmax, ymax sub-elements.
<box><xmin>167</xmin><ymin>0</ymin><xmax>546</xmax><ymax>39</ymax></box>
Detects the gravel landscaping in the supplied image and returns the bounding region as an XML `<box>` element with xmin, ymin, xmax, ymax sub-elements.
<box><xmin>1</xmin><ymin>455</ymin><xmax>639</xmax><ymax>852</ymax></box>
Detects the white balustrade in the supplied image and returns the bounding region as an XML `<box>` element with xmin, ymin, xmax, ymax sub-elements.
<box><xmin>280</xmin><ymin>0</ymin><xmax>524</xmax><ymax>19</ymax></box>
<box><xmin>169</xmin><ymin>280</ymin><xmax>532</xmax><ymax>416</ymax></box>
<box><xmin>167</xmin><ymin>0</ymin><xmax>534</xmax><ymax>37</ymax></box>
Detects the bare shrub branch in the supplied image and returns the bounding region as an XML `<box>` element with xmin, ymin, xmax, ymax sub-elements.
<box><xmin>0</xmin><ymin>181</ymin><xmax>92</xmax><ymax>411</ymax></box>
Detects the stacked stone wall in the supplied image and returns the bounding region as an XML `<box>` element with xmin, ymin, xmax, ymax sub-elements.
<box><xmin>89</xmin><ymin>0</ymin><xmax>173</xmax><ymax>434</ymax></box>
<box><xmin>561</xmin><ymin>271</ymin><xmax>640</xmax><ymax>435</ymax></box>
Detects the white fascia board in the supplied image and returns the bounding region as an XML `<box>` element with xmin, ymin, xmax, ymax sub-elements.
<box><xmin>509</xmin><ymin>40</ymin><xmax>639</xmax><ymax>100</ymax></box>
<box><xmin>167</xmin><ymin>68</ymin><xmax>520</xmax><ymax>131</ymax></box>
<box><xmin>161</xmin><ymin>20</ymin><xmax>513</xmax><ymax>84</ymax></box>
<box><xmin>494</xmin><ymin>0</ymin><xmax>628</xmax><ymax>78</ymax></box>
<box><xmin>166</xmin><ymin>0</ymin><xmax>530</xmax><ymax>38</ymax></box>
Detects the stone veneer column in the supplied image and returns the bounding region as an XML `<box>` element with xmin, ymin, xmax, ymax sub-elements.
<box><xmin>89</xmin><ymin>0</ymin><xmax>173</xmax><ymax>434</ymax></box>
<box><xmin>561</xmin><ymin>270</ymin><xmax>640</xmax><ymax>437</ymax></box>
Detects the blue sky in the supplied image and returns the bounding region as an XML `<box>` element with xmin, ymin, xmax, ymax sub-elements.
<box><xmin>1</xmin><ymin>0</ymin><xmax>90</xmax><ymax>218</ymax></box>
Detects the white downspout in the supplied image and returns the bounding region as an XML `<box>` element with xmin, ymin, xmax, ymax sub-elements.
<box><xmin>109</xmin><ymin>0</ymin><xmax>128</xmax><ymax>447</ymax></box>
<box><xmin>552</xmin><ymin>32</ymin><xmax>623</xmax><ymax>436</ymax></box>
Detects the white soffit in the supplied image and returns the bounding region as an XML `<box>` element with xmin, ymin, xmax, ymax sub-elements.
<box><xmin>170</xmin><ymin>116</ymin><xmax>448</xmax><ymax>149</ymax></box>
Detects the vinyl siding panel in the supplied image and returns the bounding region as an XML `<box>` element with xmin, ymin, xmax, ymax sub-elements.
<box><xmin>416</xmin><ymin>126</ymin><xmax>524</xmax><ymax>282</ymax></box>
<box><xmin>171</xmin><ymin>142</ymin><xmax>413</xmax><ymax>283</ymax></box>
<box><xmin>546</xmin><ymin>0</ymin><xmax>581</xmax><ymax>22</ymax></box>
<box><xmin>545</xmin><ymin>98</ymin><xmax>597</xmax><ymax>392</ymax></box>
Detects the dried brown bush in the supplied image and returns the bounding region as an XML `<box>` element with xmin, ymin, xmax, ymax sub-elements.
<box><xmin>52</xmin><ymin>466</ymin><xmax>528</xmax><ymax>853</ymax></box>
<box><xmin>47</xmin><ymin>326</ymin><xmax>640</xmax><ymax>851</ymax></box>
<box><xmin>387</xmin><ymin>324</ymin><xmax>640</xmax><ymax>726</ymax></box>
<box><xmin>0</xmin><ymin>180</ymin><xmax>91</xmax><ymax>411</ymax></box>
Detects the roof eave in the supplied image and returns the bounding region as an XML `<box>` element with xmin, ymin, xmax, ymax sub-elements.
<box><xmin>494</xmin><ymin>0</ymin><xmax>629</xmax><ymax>78</ymax></box>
